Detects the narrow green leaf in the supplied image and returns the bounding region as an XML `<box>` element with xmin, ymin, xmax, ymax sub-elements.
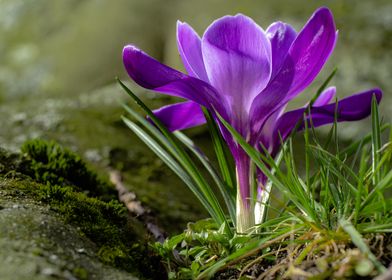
<box><xmin>216</xmin><ymin>112</ymin><xmax>316</xmax><ymax>221</ymax></box>
<box><xmin>354</xmin><ymin>148</ymin><xmax>368</xmax><ymax>225</ymax></box>
<box><xmin>339</xmin><ymin>124</ymin><xmax>389</xmax><ymax>158</ymax></box>
<box><xmin>118</xmin><ymin>79</ymin><xmax>231</xmax><ymax>234</ymax></box>
<box><xmin>360</xmin><ymin>222</ymin><xmax>392</xmax><ymax>233</ymax></box>
<box><xmin>310</xmin><ymin>145</ymin><xmax>359</xmax><ymax>198</ymax></box>
<box><xmin>339</xmin><ymin>219</ymin><xmax>386</xmax><ymax>273</ymax></box>
<box><xmin>309</xmin><ymin>67</ymin><xmax>338</xmax><ymax>106</ymax></box>
<box><xmin>361</xmin><ymin>168</ymin><xmax>392</xmax><ymax>209</ymax></box>
<box><xmin>371</xmin><ymin>94</ymin><xmax>382</xmax><ymax>185</ymax></box>
<box><xmin>174</xmin><ymin>131</ymin><xmax>236</xmax><ymax>223</ymax></box>
<box><xmin>122</xmin><ymin>117</ymin><xmax>218</xmax><ymax>220</ymax></box>
<box><xmin>203</xmin><ymin>108</ymin><xmax>235</xmax><ymax>191</ymax></box>
<box><xmin>196</xmin><ymin>226</ymin><xmax>302</xmax><ymax>279</ymax></box>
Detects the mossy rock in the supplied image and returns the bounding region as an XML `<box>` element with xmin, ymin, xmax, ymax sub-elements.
<box><xmin>0</xmin><ymin>141</ymin><xmax>166</xmax><ymax>279</ymax></box>
<box><xmin>0</xmin><ymin>86</ymin><xmax>208</xmax><ymax>235</ymax></box>
<box><xmin>0</xmin><ymin>188</ymin><xmax>139</xmax><ymax>280</ymax></box>
<box><xmin>20</xmin><ymin>139</ymin><xmax>117</xmax><ymax>201</ymax></box>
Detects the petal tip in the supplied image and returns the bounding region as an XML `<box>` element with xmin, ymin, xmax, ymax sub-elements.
<box><xmin>123</xmin><ymin>45</ymin><xmax>140</xmax><ymax>55</ymax></box>
<box><xmin>315</xmin><ymin>6</ymin><xmax>333</xmax><ymax>16</ymax></box>
<box><xmin>312</xmin><ymin>7</ymin><xmax>335</xmax><ymax>29</ymax></box>
<box><xmin>372</xmin><ymin>88</ymin><xmax>383</xmax><ymax>102</ymax></box>
<box><xmin>177</xmin><ymin>20</ymin><xmax>187</xmax><ymax>29</ymax></box>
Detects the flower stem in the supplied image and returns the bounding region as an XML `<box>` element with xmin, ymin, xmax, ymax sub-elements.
<box><xmin>236</xmin><ymin>191</ymin><xmax>255</xmax><ymax>233</ymax></box>
<box><xmin>235</xmin><ymin>153</ymin><xmax>255</xmax><ymax>233</ymax></box>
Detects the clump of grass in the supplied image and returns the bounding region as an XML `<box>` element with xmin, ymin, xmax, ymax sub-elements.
<box><xmin>151</xmin><ymin>96</ymin><xmax>392</xmax><ymax>279</ymax></box>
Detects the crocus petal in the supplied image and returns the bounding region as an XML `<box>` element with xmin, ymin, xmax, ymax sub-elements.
<box><xmin>313</xmin><ymin>86</ymin><xmax>336</xmax><ymax>107</ymax></box>
<box><xmin>202</xmin><ymin>14</ymin><xmax>272</xmax><ymax>111</ymax></box>
<box><xmin>258</xmin><ymin>105</ymin><xmax>287</xmax><ymax>149</ymax></box>
<box><xmin>266</xmin><ymin>22</ymin><xmax>297</xmax><ymax>79</ymax></box>
<box><xmin>283</xmin><ymin>7</ymin><xmax>337</xmax><ymax>101</ymax></box>
<box><xmin>123</xmin><ymin>45</ymin><xmax>227</xmax><ymax>113</ymax></box>
<box><xmin>302</xmin><ymin>86</ymin><xmax>336</xmax><ymax>108</ymax></box>
<box><xmin>250</xmin><ymin>7</ymin><xmax>337</xmax><ymax>134</ymax></box>
<box><xmin>270</xmin><ymin>88</ymin><xmax>382</xmax><ymax>156</ymax></box>
<box><xmin>152</xmin><ymin>101</ymin><xmax>206</xmax><ymax>132</ymax></box>
<box><xmin>260</xmin><ymin>86</ymin><xmax>335</xmax><ymax>149</ymax></box>
<box><xmin>177</xmin><ymin>21</ymin><xmax>209</xmax><ymax>81</ymax></box>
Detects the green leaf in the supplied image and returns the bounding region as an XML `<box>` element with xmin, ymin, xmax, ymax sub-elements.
<box><xmin>216</xmin><ymin>112</ymin><xmax>317</xmax><ymax>222</ymax></box>
<box><xmin>371</xmin><ymin>94</ymin><xmax>382</xmax><ymax>185</ymax></box>
<box><xmin>118</xmin><ymin>78</ymin><xmax>231</xmax><ymax>235</ymax></box>
<box><xmin>309</xmin><ymin>67</ymin><xmax>338</xmax><ymax>106</ymax></box>
<box><xmin>196</xmin><ymin>226</ymin><xmax>302</xmax><ymax>279</ymax></box>
<box><xmin>202</xmin><ymin>108</ymin><xmax>235</xmax><ymax>191</ymax></box>
<box><xmin>339</xmin><ymin>219</ymin><xmax>386</xmax><ymax>273</ymax></box>
<box><xmin>174</xmin><ymin>131</ymin><xmax>236</xmax><ymax>223</ymax></box>
<box><xmin>122</xmin><ymin>117</ymin><xmax>217</xmax><ymax>219</ymax></box>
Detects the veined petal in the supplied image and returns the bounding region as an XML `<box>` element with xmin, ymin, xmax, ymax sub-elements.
<box><xmin>270</xmin><ymin>88</ymin><xmax>382</xmax><ymax>156</ymax></box>
<box><xmin>152</xmin><ymin>101</ymin><xmax>206</xmax><ymax>132</ymax></box>
<box><xmin>202</xmin><ymin>14</ymin><xmax>272</xmax><ymax>111</ymax></box>
<box><xmin>123</xmin><ymin>45</ymin><xmax>226</xmax><ymax>111</ymax></box>
<box><xmin>284</xmin><ymin>7</ymin><xmax>337</xmax><ymax>101</ymax></box>
<box><xmin>266</xmin><ymin>21</ymin><xmax>297</xmax><ymax>79</ymax></box>
<box><xmin>259</xmin><ymin>86</ymin><xmax>335</xmax><ymax>149</ymax></box>
<box><xmin>250</xmin><ymin>7</ymin><xmax>336</xmax><ymax>133</ymax></box>
<box><xmin>257</xmin><ymin>105</ymin><xmax>287</xmax><ymax>149</ymax></box>
<box><xmin>177</xmin><ymin>21</ymin><xmax>209</xmax><ymax>81</ymax></box>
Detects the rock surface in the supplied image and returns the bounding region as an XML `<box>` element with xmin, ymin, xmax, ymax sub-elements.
<box><xmin>0</xmin><ymin>142</ymin><xmax>166</xmax><ymax>280</ymax></box>
<box><xmin>0</xmin><ymin>188</ymin><xmax>138</xmax><ymax>280</ymax></box>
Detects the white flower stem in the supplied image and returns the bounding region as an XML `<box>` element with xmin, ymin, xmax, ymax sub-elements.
<box><xmin>236</xmin><ymin>191</ymin><xmax>255</xmax><ymax>233</ymax></box>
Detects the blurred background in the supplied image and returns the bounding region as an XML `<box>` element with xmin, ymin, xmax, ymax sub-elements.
<box><xmin>0</xmin><ymin>0</ymin><xmax>391</xmax><ymax>231</ymax></box>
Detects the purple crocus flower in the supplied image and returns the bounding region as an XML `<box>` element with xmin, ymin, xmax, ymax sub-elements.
<box><xmin>123</xmin><ymin>7</ymin><xmax>382</xmax><ymax>233</ymax></box>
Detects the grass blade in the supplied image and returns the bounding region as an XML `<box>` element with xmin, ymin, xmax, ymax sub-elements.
<box><xmin>174</xmin><ymin>131</ymin><xmax>236</xmax><ymax>223</ymax></box>
<box><xmin>203</xmin><ymin>108</ymin><xmax>235</xmax><ymax>191</ymax></box>
<box><xmin>118</xmin><ymin>79</ymin><xmax>231</xmax><ymax>234</ymax></box>
<box><xmin>309</xmin><ymin>67</ymin><xmax>338</xmax><ymax>106</ymax></box>
<box><xmin>339</xmin><ymin>219</ymin><xmax>386</xmax><ymax>273</ymax></box>
<box><xmin>371</xmin><ymin>94</ymin><xmax>382</xmax><ymax>185</ymax></box>
<box><xmin>122</xmin><ymin>117</ymin><xmax>218</xmax><ymax>221</ymax></box>
<box><xmin>216</xmin><ymin>113</ymin><xmax>317</xmax><ymax>222</ymax></box>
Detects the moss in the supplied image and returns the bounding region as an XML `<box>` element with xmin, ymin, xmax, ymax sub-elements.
<box><xmin>72</xmin><ymin>267</ymin><xmax>89</xmax><ymax>280</ymax></box>
<box><xmin>0</xmin><ymin>141</ymin><xmax>166</xmax><ymax>279</ymax></box>
<box><xmin>20</xmin><ymin>139</ymin><xmax>116</xmax><ymax>201</ymax></box>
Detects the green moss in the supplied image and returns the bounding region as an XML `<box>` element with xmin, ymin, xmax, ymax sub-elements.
<box><xmin>0</xmin><ymin>141</ymin><xmax>165</xmax><ymax>278</ymax></box>
<box><xmin>20</xmin><ymin>139</ymin><xmax>116</xmax><ymax>201</ymax></box>
<box><xmin>72</xmin><ymin>267</ymin><xmax>89</xmax><ymax>280</ymax></box>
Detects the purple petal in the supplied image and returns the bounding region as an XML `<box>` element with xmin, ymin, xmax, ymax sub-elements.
<box><xmin>177</xmin><ymin>21</ymin><xmax>209</xmax><ymax>81</ymax></box>
<box><xmin>250</xmin><ymin>7</ymin><xmax>337</xmax><ymax>134</ymax></box>
<box><xmin>266</xmin><ymin>22</ymin><xmax>297</xmax><ymax>79</ymax></box>
<box><xmin>270</xmin><ymin>88</ymin><xmax>382</xmax><ymax>156</ymax></box>
<box><xmin>284</xmin><ymin>7</ymin><xmax>337</xmax><ymax>101</ymax></box>
<box><xmin>123</xmin><ymin>45</ymin><xmax>227</xmax><ymax>113</ymax></box>
<box><xmin>257</xmin><ymin>105</ymin><xmax>287</xmax><ymax>149</ymax></box>
<box><xmin>313</xmin><ymin>86</ymin><xmax>336</xmax><ymax>107</ymax></box>
<box><xmin>302</xmin><ymin>86</ymin><xmax>336</xmax><ymax>108</ymax></box>
<box><xmin>152</xmin><ymin>101</ymin><xmax>206</xmax><ymax>132</ymax></box>
<box><xmin>202</xmin><ymin>14</ymin><xmax>272</xmax><ymax>111</ymax></box>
